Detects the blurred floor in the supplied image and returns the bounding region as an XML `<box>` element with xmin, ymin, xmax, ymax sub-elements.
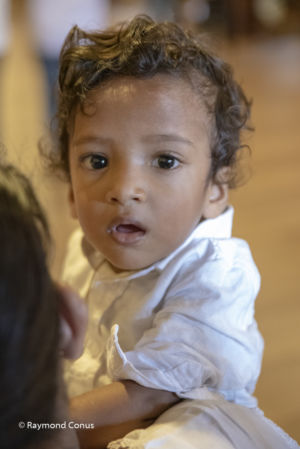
<box><xmin>1</xmin><ymin>7</ymin><xmax>299</xmax><ymax>444</ymax></box>
<box><xmin>221</xmin><ymin>35</ymin><xmax>300</xmax><ymax>441</ymax></box>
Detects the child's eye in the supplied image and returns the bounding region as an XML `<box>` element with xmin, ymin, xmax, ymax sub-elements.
<box><xmin>154</xmin><ymin>155</ymin><xmax>180</xmax><ymax>170</ymax></box>
<box><xmin>80</xmin><ymin>154</ymin><xmax>108</xmax><ymax>170</ymax></box>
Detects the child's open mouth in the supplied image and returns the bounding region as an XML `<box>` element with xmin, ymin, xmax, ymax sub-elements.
<box><xmin>116</xmin><ymin>224</ymin><xmax>142</xmax><ymax>233</ymax></box>
<box><xmin>108</xmin><ymin>219</ymin><xmax>146</xmax><ymax>245</ymax></box>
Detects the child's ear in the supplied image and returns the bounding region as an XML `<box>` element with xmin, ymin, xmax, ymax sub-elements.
<box><xmin>202</xmin><ymin>169</ymin><xmax>229</xmax><ymax>219</ymax></box>
<box><xmin>68</xmin><ymin>186</ymin><xmax>78</xmax><ymax>219</ymax></box>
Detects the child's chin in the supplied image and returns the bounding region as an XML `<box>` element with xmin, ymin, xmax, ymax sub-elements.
<box><xmin>107</xmin><ymin>254</ymin><xmax>152</xmax><ymax>273</ymax></box>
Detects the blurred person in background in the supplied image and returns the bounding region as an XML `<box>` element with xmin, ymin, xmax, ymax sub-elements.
<box><xmin>0</xmin><ymin>0</ymin><xmax>11</xmax><ymax>131</ymax></box>
<box><xmin>27</xmin><ymin>0</ymin><xmax>109</xmax><ymax>119</ymax></box>
<box><xmin>0</xmin><ymin>0</ymin><xmax>11</xmax><ymax>63</ymax></box>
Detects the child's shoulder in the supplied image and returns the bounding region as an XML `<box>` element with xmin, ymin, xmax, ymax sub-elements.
<box><xmin>165</xmin><ymin>206</ymin><xmax>257</xmax><ymax>277</ymax></box>
<box><xmin>161</xmin><ymin>237</ymin><xmax>260</xmax><ymax>315</ymax></box>
<box><xmin>178</xmin><ymin>234</ymin><xmax>258</xmax><ymax>284</ymax></box>
<box><xmin>163</xmin><ymin>219</ymin><xmax>260</xmax><ymax>303</ymax></box>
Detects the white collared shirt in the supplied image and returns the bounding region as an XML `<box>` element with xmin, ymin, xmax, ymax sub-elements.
<box><xmin>63</xmin><ymin>207</ymin><xmax>263</xmax><ymax>407</ymax></box>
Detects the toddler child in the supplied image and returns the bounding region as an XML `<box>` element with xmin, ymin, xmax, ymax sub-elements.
<box><xmin>48</xmin><ymin>15</ymin><xmax>299</xmax><ymax>449</ymax></box>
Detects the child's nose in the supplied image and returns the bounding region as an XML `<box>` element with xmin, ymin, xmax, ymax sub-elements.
<box><xmin>105</xmin><ymin>171</ymin><xmax>146</xmax><ymax>206</ymax></box>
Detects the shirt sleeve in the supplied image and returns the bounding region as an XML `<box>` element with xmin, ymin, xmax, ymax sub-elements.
<box><xmin>106</xmin><ymin>239</ymin><xmax>264</xmax><ymax>407</ymax></box>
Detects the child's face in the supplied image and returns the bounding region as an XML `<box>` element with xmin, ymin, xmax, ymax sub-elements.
<box><xmin>68</xmin><ymin>75</ymin><xmax>227</xmax><ymax>270</ymax></box>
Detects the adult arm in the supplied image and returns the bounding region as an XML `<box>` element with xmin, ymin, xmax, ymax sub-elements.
<box><xmin>70</xmin><ymin>380</ymin><xmax>179</xmax><ymax>449</ymax></box>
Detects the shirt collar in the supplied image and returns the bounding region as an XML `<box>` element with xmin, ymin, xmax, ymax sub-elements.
<box><xmin>192</xmin><ymin>205</ymin><xmax>233</xmax><ymax>240</ymax></box>
<box><xmin>154</xmin><ymin>206</ymin><xmax>234</xmax><ymax>271</ymax></box>
<box><xmin>81</xmin><ymin>206</ymin><xmax>234</xmax><ymax>276</ymax></box>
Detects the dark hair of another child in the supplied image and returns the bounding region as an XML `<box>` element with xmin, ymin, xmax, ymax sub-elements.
<box><xmin>0</xmin><ymin>164</ymin><xmax>60</xmax><ymax>449</ymax></box>
<box><xmin>45</xmin><ymin>15</ymin><xmax>252</xmax><ymax>187</ymax></box>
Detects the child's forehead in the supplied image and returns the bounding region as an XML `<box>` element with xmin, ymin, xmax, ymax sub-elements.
<box><xmin>85</xmin><ymin>74</ymin><xmax>209</xmax><ymax>115</ymax></box>
<box><xmin>72</xmin><ymin>74</ymin><xmax>213</xmax><ymax>154</ymax></box>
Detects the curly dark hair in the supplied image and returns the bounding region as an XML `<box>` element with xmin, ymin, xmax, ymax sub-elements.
<box><xmin>47</xmin><ymin>15</ymin><xmax>252</xmax><ymax>187</ymax></box>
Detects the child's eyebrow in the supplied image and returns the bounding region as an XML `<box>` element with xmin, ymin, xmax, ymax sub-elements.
<box><xmin>72</xmin><ymin>134</ymin><xmax>195</xmax><ymax>149</ymax></box>
<box><xmin>143</xmin><ymin>134</ymin><xmax>195</xmax><ymax>147</ymax></box>
<box><xmin>72</xmin><ymin>136</ymin><xmax>112</xmax><ymax>147</ymax></box>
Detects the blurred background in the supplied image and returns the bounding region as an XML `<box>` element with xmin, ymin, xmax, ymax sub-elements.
<box><xmin>0</xmin><ymin>0</ymin><xmax>299</xmax><ymax>442</ymax></box>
